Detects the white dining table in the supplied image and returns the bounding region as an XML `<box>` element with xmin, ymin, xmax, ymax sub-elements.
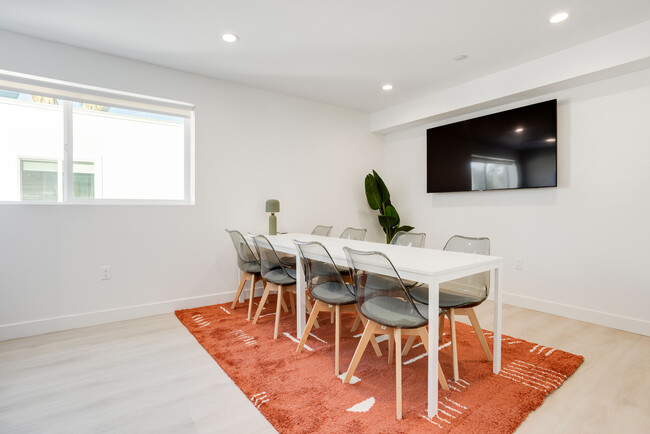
<box><xmin>261</xmin><ymin>232</ymin><xmax>503</xmax><ymax>418</ymax></box>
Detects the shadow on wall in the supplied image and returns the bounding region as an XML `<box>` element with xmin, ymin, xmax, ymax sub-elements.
<box><xmin>357</xmin><ymin>208</ymin><xmax>385</xmax><ymax>243</ymax></box>
<box><xmin>430</xmin><ymin>187</ymin><xmax>558</xmax><ymax>208</ymax></box>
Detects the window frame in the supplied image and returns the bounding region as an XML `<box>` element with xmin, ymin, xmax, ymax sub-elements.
<box><xmin>0</xmin><ymin>70</ymin><xmax>195</xmax><ymax>205</ymax></box>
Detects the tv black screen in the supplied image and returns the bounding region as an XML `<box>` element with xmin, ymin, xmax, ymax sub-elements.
<box><xmin>427</xmin><ymin>100</ymin><xmax>557</xmax><ymax>193</ymax></box>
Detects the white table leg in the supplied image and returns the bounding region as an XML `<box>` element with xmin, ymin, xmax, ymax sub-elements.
<box><xmin>493</xmin><ymin>264</ymin><xmax>502</xmax><ymax>373</ymax></box>
<box><xmin>295</xmin><ymin>254</ymin><xmax>306</xmax><ymax>338</ymax></box>
<box><xmin>427</xmin><ymin>277</ymin><xmax>440</xmax><ymax>418</ymax></box>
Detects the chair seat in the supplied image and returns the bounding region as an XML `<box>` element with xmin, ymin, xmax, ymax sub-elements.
<box><xmin>240</xmin><ymin>261</ymin><xmax>261</xmax><ymax>274</ymax></box>
<box><xmin>263</xmin><ymin>267</ymin><xmax>296</xmax><ymax>286</ymax></box>
<box><xmin>360</xmin><ymin>296</ymin><xmax>429</xmax><ymax>329</ymax></box>
<box><xmin>310</xmin><ymin>281</ymin><xmax>356</xmax><ymax>305</ymax></box>
<box><xmin>409</xmin><ymin>285</ymin><xmax>484</xmax><ymax>309</ymax></box>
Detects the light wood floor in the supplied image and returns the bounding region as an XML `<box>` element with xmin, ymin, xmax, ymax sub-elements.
<box><xmin>1</xmin><ymin>303</ymin><xmax>648</xmax><ymax>433</ymax></box>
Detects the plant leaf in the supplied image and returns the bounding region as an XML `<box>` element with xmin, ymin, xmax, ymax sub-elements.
<box><xmin>365</xmin><ymin>174</ymin><xmax>381</xmax><ymax>210</ymax></box>
<box><xmin>378</xmin><ymin>214</ymin><xmax>398</xmax><ymax>228</ymax></box>
<box><xmin>385</xmin><ymin>205</ymin><xmax>400</xmax><ymax>227</ymax></box>
<box><xmin>396</xmin><ymin>225</ymin><xmax>414</xmax><ymax>233</ymax></box>
<box><xmin>372</xmin><ymin>170</ymin><xmax>391</xmax><ymax>203</ymax></box>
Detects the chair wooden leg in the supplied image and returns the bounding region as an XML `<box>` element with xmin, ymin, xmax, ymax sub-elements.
<box><xmin>262</xmin><ymin>279</ymin><xmax>269</xmax><ymax>305</ymax></box>
<box><xmin>358</xmin><ymin>313</ymin><xmax>382</xmax><ymax>356</ymax></box>
<box><xmin>415</xmin><ymin>327</ymin><xmax>449</xmax><ymax>390</ymax></box>
<box><xmin>305</xmin><ymin>296</ymin><xmax>320</xmax><ymax>329</ymax></box>
<box><xmin>394</xmin><ymin>328</ymin><xmax>402</xmax><ymax>420</ymax></box>
<box><xmin>280</xmin><ymin>294</ymin><xmax>289</xmax><ymax>313</ymax></box>
<box><xmin>344</xmin><ymin>320</ymin><xmax>377</xmax><ymax>383</ymax></box>
<box><xmin>401</xmin><ymin>336</ymin><xmax>416</xmax><ymax>357</ymax></box>
<box><xmin>465</xmin><ymin>308</ymin><xmax>493</xmax><ymax>361</ymax></box>
<box><xmin>370</xmin><ymin>336</ymin><xmax>382</xmax><ymax>357</ymax></box>
<box><xmin>231</xmin><ymin>272</ymin><xmax>248</xmax><ymax>309</ymax></box>
<box><xmin>335</xmin><ymin>304</ymin><xmax>341</xmax><ymax>376</ymax></box>
<box><xmin>450</xmin><ymin>309</ymin><xmax>459</xmax><ymax>381</ymax></box>
<box><xmin>289</xmin><ymin>293</ymin><xmax>296</xmax><ymax>315</ymax></box>
<box><xmin>350</xmin><ymin>315</ymin><xmax>361</xmax><ymax>332</ymax></box>
<box><xmin>297</xmin><ymin>300</ymin><xmax>323</xmax><ymax>352</ymax></box>
<box><xmin>388</xmin><ymin>332</ymin><xmax>395</xmax><ymax>365</ymax></box>
<box><xmin>439</xmin><ymin>314</ymin><xmax>445</xmax><ymax>343</ymax></box>
<box><xmin>274</xmin><ymin>286</ymin><xmax>284</xmax><ymax>339</ymax></box>
<box><xmin>247</xmin><ymin>274</ymin><xmax>257</xmax><ymax>321</ymax></box>
<box><xmin>252</xmin><ymin>282</ymin><xmax>274</xmax><ymax>324</ymax></box>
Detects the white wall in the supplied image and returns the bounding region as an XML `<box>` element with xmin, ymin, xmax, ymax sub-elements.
<box><xmin>382</xmin><ymin>68</ymin><xmax>650</xmax><ymax>336</ymax></box>
<box><xmin>0</xmin><ymin>30</ymin><xmax>384</xmax><ymax>340</ymax></box>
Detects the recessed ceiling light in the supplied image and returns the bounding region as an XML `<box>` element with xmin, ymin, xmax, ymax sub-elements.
<box><xmin>546</xmin><ymin>138</ymin><xmax>556</xmax><ymax>142</ymax></box>
<box><xmin>382</xmin><ymin>84</ymin><xmax>393</xmax><ymax>91</ymax></box>
<box><xmin>549</xmin><ymin>12</ymin><xmax>569</xmax><ymax>24</ymax></box>
<box><xmin>515</xmin><ymin>127</ymin><xmax>524</xmax><ymax>133</ymax></box>
<box><xmin>455</xmin><ymin>54</ymin><xmax>469</xmax><ymax>61</ymax></box>
<box><xmin>222</xmin><ymin>33</ymin><xmax>239</xmax><ymax>43</ymax></box>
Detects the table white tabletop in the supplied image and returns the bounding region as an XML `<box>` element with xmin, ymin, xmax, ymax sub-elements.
<box><xmin>254</xmin><ymin>232</ymin><xmax>503</xmax><ymax>418</ymax></box>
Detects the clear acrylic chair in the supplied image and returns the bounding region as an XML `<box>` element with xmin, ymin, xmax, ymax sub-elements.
<box><xmin>406</xmin><ymin>235</ymin><xmax>492</xmax><ymax>381</ymax></box>
<box><xmin>391</xmin><ymin>231</ymin><xmax>426</xmax><ymax>248</ymax></box>
<box><xmin>225</xmin><ymin>229</ymin><xmax>264</xmax><ymax>320</ymax></box>
<box><xmin>293</xmin><ymin>241</ymin><xmax>382</xmax><ymax>376</ymax></box>
<box><xmin>311</xmin><ymin>225</ymin><xmax>333</xmax><ymax>236</ymax></box>
<box><xmin>339</xmin><ymin>227</ymin><xmax>367</xmax><ymax>240</ymax></box>
<box><xmin>251</xmin><ymin>234</ymin><xmax>299</xmax><ymax>339</ymax></box>
<box><xmin>343</xmin><ymin>247</ymin><xmax>448</xmax><ymax>420</ymax></box>
<box><xmin>349</xmin><ymin>230</ymin><xmax>428</xmax><ymax>333</ymax></box>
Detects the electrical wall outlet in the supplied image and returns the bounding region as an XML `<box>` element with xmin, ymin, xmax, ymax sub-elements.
<box><xmin>514</xmin><ymin>257</ymin><xmax>523</xmax><ymax>271</ymax></box>
<box><xmin>100</xmin><ymin>265</ymin><xmax>112</xmax><ymax>280</ymax></box>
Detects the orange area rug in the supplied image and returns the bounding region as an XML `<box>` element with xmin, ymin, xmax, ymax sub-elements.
<box><xmin>176</xmin><ymin>299</ymin><xmax>583</xmax><ymax>433</ymax></box>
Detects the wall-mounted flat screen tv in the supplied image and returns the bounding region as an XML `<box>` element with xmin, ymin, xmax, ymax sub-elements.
<box><xmin>427</xmin><ymin>99</ymin><xmax>557</xmax><ymax>193</ymax></box>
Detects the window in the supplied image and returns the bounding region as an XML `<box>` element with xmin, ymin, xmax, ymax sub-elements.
<box><xmin>471</xmin><ymin>156</ymin><xmax>519</xmax><ymax>191</ymax></box>
<box><xmin>0</xmin><ymin>71</ymin><xmax>194</xmax><ymax>203</ymax></box>
<box><xmin>20</xmin><ymin>159</ymin><xmax>59</xmax><ymax>201</ymax></box>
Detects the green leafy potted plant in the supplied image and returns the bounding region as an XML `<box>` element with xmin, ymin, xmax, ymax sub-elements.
<box><xmin>365</xmin><ymin>170</ymin><xmax>414</xmax><ymax>243</ymax></box>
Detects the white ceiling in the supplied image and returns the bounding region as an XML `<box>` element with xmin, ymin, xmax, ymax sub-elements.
<box><xmin>1</xmin><ymin>0</ymin><xmax>650</xmax><ymax>113</ymax></box>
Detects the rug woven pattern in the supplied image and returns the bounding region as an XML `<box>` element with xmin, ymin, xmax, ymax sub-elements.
<box><xmin>176</xmin><ymin>299</ymin><xmax>583</xmax><ymax>433</ymax></box>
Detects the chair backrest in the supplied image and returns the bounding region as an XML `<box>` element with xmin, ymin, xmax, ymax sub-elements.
<box><xmin>225</xmin><ymin>229</ymin><xmax>259</xmax><ymax>272</ymax></box>
<box><xmin>339</xmin><ymin>227</ymin><xmax>367</xmax><ymax>241</ymax></box>
<box><xmin>343</xmin><ymin>247</ymin><xmax>426</xmax><ymax>328</ymax></box>
<box><xmin>311</xmin><ymin>225</ymin><xmax>333</xmax><ymax>236</ymax></box>
<box><xmin>294</xmin><ymin>241</ymin><xmax>355</xmax><ymax>299</ymax></box>
<box><xmin>391</xmin><ymin>231</ymin><xmax>426</xmax><ymax>248</ymax></box>
<box><xmin>250</xmin><ymin>234</ymin><xmax>294</xmax><ymax>282</ymax></box>
<box><xmin>443</xmin><ymin>235</ymin><xmax>491</xmax><ymax>299</ymax></box>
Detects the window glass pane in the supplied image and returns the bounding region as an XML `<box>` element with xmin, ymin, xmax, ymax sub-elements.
<box><xmin>0</xmin><ymin>90</ymin><xmax>63</xmax><ymax>201</ymax></box>
<box><xmin>21</xmin><ymin>159</ymin><xmax>58</xmax><ymax>201</ymax></box>
<box><xmin>73</xmin><ymin>161</ymin><xmax>94</xmax><ymax>199</ymax></box>
<box><xmin>72</xmin><ymin>104</ymin><xmax>185</xmax><ymax>200</ymax></box>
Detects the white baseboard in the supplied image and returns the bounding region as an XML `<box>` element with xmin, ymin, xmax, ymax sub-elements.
<box><xmin>9</xmin><ymin>287</ymin><xmax>644</xmax><ymax>342</ymax></box>
<box><xmin>0</xmin><ymin>292</ymin><xmax>235</xmax><ymax>342</ymax></box>
<box><xmin>501</xmin><ymin>292</ymin><xmax>650</xmax><ymax>337</ymax></box>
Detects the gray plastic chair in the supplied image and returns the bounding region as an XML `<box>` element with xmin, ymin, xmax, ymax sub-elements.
<box><xmin>250</xmin><ymin>234</ymin><xmax>297</xmax><ymax>339</ymax></box>
<box><xmin>294</xmin><ymin>241</ymin><xmax>366</xmax><ymax>376</ymax></box>
<box><xmin>391</xmin><ymin>231</ymin><xmax>426</xmax><ymax>248</ymax></box>
<box><xmin>225</xmin><ymin>229</ymin><xmax>263</xmax><ymax>320</ymax></box>
<box><xmin>339</xmin><ymin>227</ymin><xmax>367</xmax><ymax>240</ymax></box>
<box><xmin>311</xmin><ymin>225</ymin><xmax>333</xmax><ymax>236</ymax></box>
<box><xmin>408</xmin><ymin>235</ymin><xmax>492</xmax><ymax>380</ymax></box>
<box><xmin>342</xmin><ymin>247</ymin><xmax>448</xmax><ymax>419</ymax></box>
